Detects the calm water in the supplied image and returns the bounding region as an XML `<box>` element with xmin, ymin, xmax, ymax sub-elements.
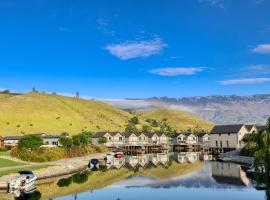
<box><xmin>5</xmin><ymin>153</ymin><xmax>268</xmax><ymax>200</ymax></box>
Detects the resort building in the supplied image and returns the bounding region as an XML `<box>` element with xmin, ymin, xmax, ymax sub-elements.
<box><xmin>172</xmin><ymin>133</ymin><xmax>198</xmax><ymax>145</ymax></box>
<box><xmin>197</xmin><ymin>133</ymin><xmax>210</xmax><ymax>146</ymax></box>
<box><xmin>92</xmin><ymin>132</ymin><xmax>125</xmax><ymax>147</ymax></box>
<box><xmin>210</xmin><ymin>124</ymin><xmax>249</xmax><ymax>149</ymax></box>
<box><xmin>3</xmin><ymin>136</ymin><xmax>22</xmax><ymax>148</ymax></box>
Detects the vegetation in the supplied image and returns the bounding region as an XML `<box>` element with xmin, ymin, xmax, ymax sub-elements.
<box><xmin>0</xmin><ymin>158</ymin><xmax>24</xmax><ymax>168</ymax></box>
<box><xmin>98</xmin><ymin>136</ymin><xmax>107</xmax><ymax>144</ymax></box>
<box><xmin>0</xmin><ymin>164</ymin><xmax>49</xmax><ymax>176</ymax></box>
<box><xmin>0</xmin><ymin>93</ymin><xmax>211</xmax><ymax>136</ymax></box>
<box><xmin>18</xmin><ymin>135</ymin><xmax>43</xmax><ymax>150</ymax></box>
<box><xmin>136</xmin><ymin>108</ymin><xmax>213</xmax><ymax>133</ymax></box>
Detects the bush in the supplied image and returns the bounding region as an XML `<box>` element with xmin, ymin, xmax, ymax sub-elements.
<box><xmin>129</xmin><ymin>116</ymin><xmax>139</xmax><ymax>125</ymax></box>
<box><xmin>72</xmin><ymin>133</ymin><xmax>91</xmax><ymax>146</ymax></box>
<box><xmin>59</xmin><ymin>137</ymin><xmax>73</xmax><ymax>149</ymax></box>
<box><xmin>98</xmin><ymin>137</ymin><xmax>107</xmax><ymax>144</ymax></box>
<box><xmin>18</xmin><ymin>135</ymin><xmax>43</xmax><ymax>150</ymax></box>
<box><xmin>0</xmin><ymin>147</ymin><xmax>8</xmax><ymax>152</ymax></box>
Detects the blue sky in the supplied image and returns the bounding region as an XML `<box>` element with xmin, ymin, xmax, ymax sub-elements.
<box><xmin>1</xmin><ymin>0</ymin><xmax>270</xmax><ymax>98</ymax></box>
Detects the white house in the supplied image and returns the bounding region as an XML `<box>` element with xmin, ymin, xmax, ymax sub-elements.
<box><xmin>92</xmin><ymin>132</ymin><xmax>124</xmax><ymax>147</ymax></box>
<box><xmin>197</xmin><ymin>133</ymin><xmax>210</xmax><ymax>146</ymax></box>
<box><xmin>210</xmin><ymin>124</ymin><xmax>249</xmax><ymax>149</ymax></box>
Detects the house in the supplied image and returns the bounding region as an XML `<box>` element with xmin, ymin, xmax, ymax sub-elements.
<box><xmin>137</xmin><ymin>133</ymin><xmax>148</xmax><ymax>145</ymax></box>
<box><xmin>3</xmin><ymin>136</ymin><xmax>22</xmax><ymax>148</ymax></box>
<box><xmin>124</xmin><ymin>132</ymin><xmax>139</xmax><ymax>145</ymax></box>
<box><xmin>0</xmin><ymin>137</ymin><xmax>4</xmax><ymax>148</ymax></box>
<box><xmin>210</xmin><ymin>124</ymin><xmax>249</xmax><ymax>149</ymax></box>
<box><xmin>158</xmin><ymin>133</ymin><xmax>169</xmax><ymax>144</ymax></box>
<box><xmin>172</xmin><ymin>133</ymin><xmax>186</xmax><ymax>145</ymax></box>
<box><xmin>147</xmin><ymin>133</ymin><xmax>160</xmax><ymax>145</ymax></box>
<box><xmin>185</xmin><ymin>133</ymin><xmax>198</xmax><ymax>145</ymax></box>
<box><xmin>42</xmin><ymin>135</ymin><xmax>62</xmax><ymax>147</ymax></box>
<box><xmin>197</xmin><ymin>133</ymin><xmax>210</xmax><ymax>146</ymax></box>
<box><xmin>92</xmin><ymin>132</ymin><xmax>124</xmax><ymax>147</ymax></box>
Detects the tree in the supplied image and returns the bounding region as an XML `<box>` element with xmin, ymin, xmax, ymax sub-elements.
<box><xmin>18</xmin><ymin>135</ymin><xmax>43</xmax><ymax>150</ymax></box>
<box><xmin>125</xmin><ymin>123</ymin><xmax>138</xmax><ymax>133</ymax></box>
<box><xmin>72</xmin><ymin>133</ymin><xmax>91</xmax><ymax>146</ymax></box>
<box><xmin>59</xmin><ymin>137</ymin><xmax>73</xmax><ymax>149</ymax></box>
<box><xmin>151</xmin><ymin>119</ymin><xmax>159</xmax><ymax>127</ymax></box>
<box><xmin>129</xmin><ymin>116</ymin><xmax>139</xmax><ymax>125</ymax></box>
<box><xmin>142</xmin><ymin>124</ymin><xmax>152</xmax><ymax>133</ymax></box>
<box><xmin>98</xmin><ymin>137</ymin><xmax>107</xmax><ymax>144</ymax></box>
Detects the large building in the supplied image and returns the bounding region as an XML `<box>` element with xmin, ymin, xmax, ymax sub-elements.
<box><xmin>210</xmin><ymin>124</ymin><xmax>249</xmax><ymax>149</ymax></box>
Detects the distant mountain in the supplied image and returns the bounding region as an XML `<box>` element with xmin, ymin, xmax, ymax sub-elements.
<box><xmin>104</xmin><ymin>94</ymin><xmax>270</xmax><ymax>125</ymax></box>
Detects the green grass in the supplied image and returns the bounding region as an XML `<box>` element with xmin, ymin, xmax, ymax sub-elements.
<box><xmin>0</xmin><ymin>158</ymin><xmax>24</xmax><ymax>168</ymax></box>
<box><xmin>137</xmin><ymin>108</ymin><xmax>213</xmax><ymax>132</ymax></box>
<box><xmin>0</xmin><ymin>151</ymin><xmax>11</xmax><ymax>156</ymax></box>
<box><xmin>0</xmin><ymin>164</ymin><xmax>49</xmax><ymax>176</ymax></box>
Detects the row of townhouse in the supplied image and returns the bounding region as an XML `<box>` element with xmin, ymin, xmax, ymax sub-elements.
<box><xmin>209</xmin><ymin>124</ymin><xmax>267</xmax><ymax>149</ymax></box>
<box><xmin>92</xmin><ymin>132</ymin><xmax>169</xmax><ymax>147</ymax></box>
<box><xmin>172</xmin><ymin>132</ymin><xmax>210</xmax><ymax>146</ymax></box>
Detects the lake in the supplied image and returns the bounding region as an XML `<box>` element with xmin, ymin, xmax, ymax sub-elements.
<box><xmin>3</xmin><ymin>153</ymin><xmax>268</xmax><ymax>200</ymax></box>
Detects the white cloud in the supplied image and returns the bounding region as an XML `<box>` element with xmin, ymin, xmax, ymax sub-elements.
<box><xmin>97</xmin><ymin>18</ymin><xmax>115</xmax><ymax>36</ymax></box>
<box><xmin>199</xmin><ymin>0</ymin><xmax>225</xmax><ymax>8</ymax></box>
<box><xmin>219</xmin><ymin>78</ymin><xmax>270</xmax><ymax>85</ymax></box>
<box><xmin>251</xmin><ymin>43</ymin><xmax>270</xmax><ymax>54</ymax></box>
<box><xmin>104</xmin><ymin>37</ymin><xmax>167</xmax><ymax>60</ymax></box>
<box><xmin>149</xmin><ymin>67</ymin><xmax>203</xmax><ymax>76</ymax></box>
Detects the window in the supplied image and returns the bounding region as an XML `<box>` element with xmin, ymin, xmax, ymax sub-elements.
<box><xmin>119</xmin><ymin>137</ymin><xmax>122</xmax><ymax>141</ymax></box>
<box><xmin>220</xmin><ymin>141</ymin><xmax>222</xmax><ymax>147</ymax></box>
<box><xmin>52</xmin><ymin>141</ymin><xmax>58</xmax><ymax>145</ymax></box>
<box><xmin>227</xmin><ymin>140</ymin><xmax>229</xmax><ymax>147</ymax></box>
<box><xmin>216</xmin><ymin>141</ymin><xmax>218</xmax><ymax>147</ymax></box>
<box><xmin>228</xmin><ymin>133</ymin><xmax>230</xmax><ymax>136</ymax></box>
<box><xmin>219</xmin><ymin>133</ymin><xmax>221</xmax><ymax>136</ymax></box>
<box><xmin>109</xmin><ymin>137</ymin><xmax>112</xmax><ymax>141</ymax></box>
<box><xmin>139</xmin><ymin>137</ymin><xmax>141</xmax><ymax>140</ymax></box>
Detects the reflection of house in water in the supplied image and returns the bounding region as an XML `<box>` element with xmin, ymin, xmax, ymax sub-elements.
<box><xmin>199</xmin><ymin>154</ymin><xmax>213</xmax><ymax>161</ymax></box>
<box><xmin>150</xmin><ymin>153</ymin><xmax>169</xmax><ymax>166</ymax></box>
<box><xmin>106</xmin><ymin>157</ymin><xmax>125</xmax><ymax>169</ymax></box>
<box><xmin>211</xmin><ymin>162</ymin><xmax>251</xmax><ymax>186</ymax></box>
<box><xmin>174</xmin><ymin>152</ymin><xmax>200</xmax><ymax>163</ymax></box>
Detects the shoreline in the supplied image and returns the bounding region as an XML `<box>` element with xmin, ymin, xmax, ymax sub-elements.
<box><xmin>0</xmin><ymin>153</ymin><xmax>105</xmax><ymax>190</ymax></box>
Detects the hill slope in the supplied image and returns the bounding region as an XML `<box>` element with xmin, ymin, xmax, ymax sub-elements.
<box><xmin>136</xmin><ymin>108</ymin><xmax>213</xmax><ymax>132</ymax></box>
<box><xmin>0</xmin><ymin>93</ymin><xmax>133</xmax><ymax>136</ymax></box>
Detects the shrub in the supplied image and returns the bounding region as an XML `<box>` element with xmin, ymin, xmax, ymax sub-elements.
<box><xmin>18</xmin><ymin>135</ymin><xmax>43</xmax><ymax>150</ymax></box>
<box><xmin>72</xmin><ymin>133</ymin><xmax>91</xmax><ymax>146</ymax></box>
<box><xmin>129</xmin><ymin>116</ymin><xmax>139</xmax><ymax>125</ymax></box>
<box><xmin>98</xmin><ymin>137</ymin><xmax>107</xmax><ymax>144</ymax></box>
<box><xmin>59</xmin><ymin>137</ymin><xmax>73</xmax><ymax>149</ymax></box>
<box><xmin>0</xmin><ymin>147</ymin><xmax>8</xmax><ymax>152</ymax></box>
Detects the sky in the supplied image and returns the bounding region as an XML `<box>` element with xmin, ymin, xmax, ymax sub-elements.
<box><xmin>0</xmin><ymin>0</ymin><xmax>270</xmax><ymax>99</ymax></box>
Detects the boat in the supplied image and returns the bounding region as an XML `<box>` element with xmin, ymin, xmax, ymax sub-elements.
<box><xmin>114</xmin><ymin>152</ymin><xmax>124</xmax><ymax>158</ymax></box>
<box><xmin>8</xmin><ymin>171</ymin><xmax>37</xmax><ymax>191</ymax></box>
<box><xmin>88</xmin><ymin>158</ymin><xmax>99</xmax><ymax>171</ymax></box>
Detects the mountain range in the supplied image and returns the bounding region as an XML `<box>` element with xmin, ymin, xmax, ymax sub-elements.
<box><xmin>104</xmin><ymin>94</ymin><xmax>270</xmax><ymax>125</ymax></box>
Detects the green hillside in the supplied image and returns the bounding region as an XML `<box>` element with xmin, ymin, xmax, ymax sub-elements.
<box><xmin>136</xmin><ymin>108</ymin><xmax>213</xmax><ymax>132</ymax></box>
<box><xmin>0</xmin><ymin>92</ymin><xmax>132</xmax><ymax>136</ymax></box>
<box><xmin>0</xmin><ymin>93</ymin><xmax>212</xmax><ymax>136</ymax></box>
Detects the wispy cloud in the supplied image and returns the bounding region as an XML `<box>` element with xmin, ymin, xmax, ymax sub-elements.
<box><xmin>245</xmin><ymin>64</ymin><xmax>270</xmax><ymax>75</ymax></box>
<box><xmin>104</xmin><ymin>37</ymin><xmax>167</xmax><ymax>60</ymax></box>
<box><xmin>149</xmin><ymin>67</ymin><xmax>204</xmax><ymax>76</ymax></box>
<box><xmin>219</xmin><ymin>78</ymin><xmax>270</xmax><ymax>85</ymax></box>
<box><xmin>251</xmin><ymin>43</ymin><xmax>270</xmax><ymax>54</ymax></box>
<box><xmin>97</xmin><ymin>18</ymin><xmax>115</xmax><ymax>36</ymax></box>
<box><xmin>199</xmin><ymin>0</ymin><xmax>225</xmax><ymax>8</ymax></box>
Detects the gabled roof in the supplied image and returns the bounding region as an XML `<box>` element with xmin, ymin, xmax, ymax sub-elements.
<box><xmin>43</xmin><ymin>135</ymin><xmax>62</xmax><ymax>139</ymax></box>
<box><xmin>210</xmin><ymin>124</ymin><xmax>245</xmax><ymax>134</ymax></box>
<box><xmin>245</xmin><ymin>125</ymin><xmax>254</xmax><ymax>132</ymax></box>
<box><xmin>197</xmin><ymin>132</ymin><xmax>209</xmax><ymax>138</ymax></box>
<box><xmin>255</xmin><ymin>125</ymin><xmax>267</xmax><ymax>132</ymax></box>
<box><xmin>93</xmin><ymin>132</ymin><xmax>121</xmax><ymax>138</ymax></box>
<box><xmin>124</xmin><ymin>132</ymin><xmax>137</xmax><ymax>138</ymax></box>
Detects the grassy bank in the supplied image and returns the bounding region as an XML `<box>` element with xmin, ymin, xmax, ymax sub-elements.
<box><xmin>0</xmin><ymin>158</ymin><xmax>24</xmax><ymax>168</ymax></box>
<box><xmin>0</xmin><ymin>164</ymin><xmax>50</xmax><ymax>176</ymax></box>
<box><xmin>11</xmin><ymin>145</ymin><xmax>107</xmax><ymax>162</ymax></box>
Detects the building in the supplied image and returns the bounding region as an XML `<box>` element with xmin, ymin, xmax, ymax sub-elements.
<box><xmin>172</xmin><ymin>133</ymin><xmax>198</xmax><ymax>145</ymax></box>
<box><xmin>210</xmin><ymin>124</ymin><xmax>249</xmax><ymax>149</ymax></box>
<box><xmin>124</xmin><ymin>132</ymin><xmax>139</xmax><ymax>146</ymax></box>
<box><xmin>0</xmin><ymin>136</ymin><xmax>5</xmax><ymax>148</ymax></box>
<box><xmin>197</xmin><ymin>133</ymin><xmax>210</xmax><ymax>146</ymax></box>
<box><xmin>42</xmin><ymin>135</ymin><xmax>62</xmax><ymax>147</ymax></box>
<box><xmin>3</xmin><ymin>134</ymin><xmax>62</xmax><ymax>148</ymax></box>
<box><xmin>92</xmin><ymin>132</ymin><xmax>124</xmax><ymax>147</ymax></box>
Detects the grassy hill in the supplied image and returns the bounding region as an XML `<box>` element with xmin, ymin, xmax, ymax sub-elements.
<box><xmin>136</xmin><ymin>108</ymin><xmax>213</xmax><ymax>132</ymax></box>
<box><xmin>0</xmin><ymin>93</ymin><xmax>212</xmax><ymax>136</ymax></box>
<box><xmin>0</xmin><ymin>92</ymin><xmax>133</xmax><ymax>136</ymax></box>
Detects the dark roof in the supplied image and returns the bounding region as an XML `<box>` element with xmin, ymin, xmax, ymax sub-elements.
<box><xmin>3</xmin><ymin>136</ymin><xmax>22</xmax><ymax>140</ymax></box>
<box><xmin>43</xmin><ymin>135</ymin><xmax>62</xmax><ymax>139</ymax></box>
<box><xmin>210</xmin><ymin>124</ymin><xmax>245</xmax><ymax>134</ymax></box>
<box><xmin>93</xmin><ymin>132</ymin><xmax>121</xmax><ymax>138</ymax></box>
<box><xmin>197</xmin><ymin>132</ymin><xmax>209</xmax><ymax>137</ymax></box>
<box><xmin>245</xmin><ymin>125</ymin><xmax>254</xmax><ymax>132</ymax></box>
<box><xmin>256</xmin><ymin>125</ymin><xmax>267</xmax><ymax>132</ymax></box>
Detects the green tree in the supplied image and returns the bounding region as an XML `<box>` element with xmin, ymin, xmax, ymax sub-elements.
<box><xmin>142</xmin><ymin>124</ymin><xmax>152</xmax><ymax>133</ymax></box>
<box><xmin>72</xmin><ymin>133</ymin><xmax>91</xmax><ymax>146</ymax></box>
<box><xmin>151</xmin><ymin>119</ymin><xmax>159</xmax><ymax>127</ymax></box>
<box><xmin>59</xmin><ymin>137</ymin><xmax>73</xmax><ymax>149</ymax></box>
<box><xmin>125</xmin><ymin>123</ymin><xmax>138</xmax><ymax>133</ymax></box>
<box><xmin>98</xmin><ymin>137</ymin><xmax>107</xmax><ymax>144</ymax></box>
<box><xmin>18</xmin><ymin>135</ymin><xmax>43</xmax><ymax>150</ymax></box>
<box><xmin>129</xmin><ymin>116</ymin><xmax>139</xmax><ymax>125</ymax></box>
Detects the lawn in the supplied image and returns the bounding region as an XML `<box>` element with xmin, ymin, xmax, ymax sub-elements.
<box><xmin>0</xmin><ymin>151</ymin><xmax>11</xmax><ymax>156</ymax></box>
<box><xmin>0</xmin><ymin>158</ymin><xmax>24</xmax><ymax>168</ymax></box>
<box><xmin>0</xmin><ymin>164</ymin><xmax>49</xmax><ymax>176</ymax></box>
